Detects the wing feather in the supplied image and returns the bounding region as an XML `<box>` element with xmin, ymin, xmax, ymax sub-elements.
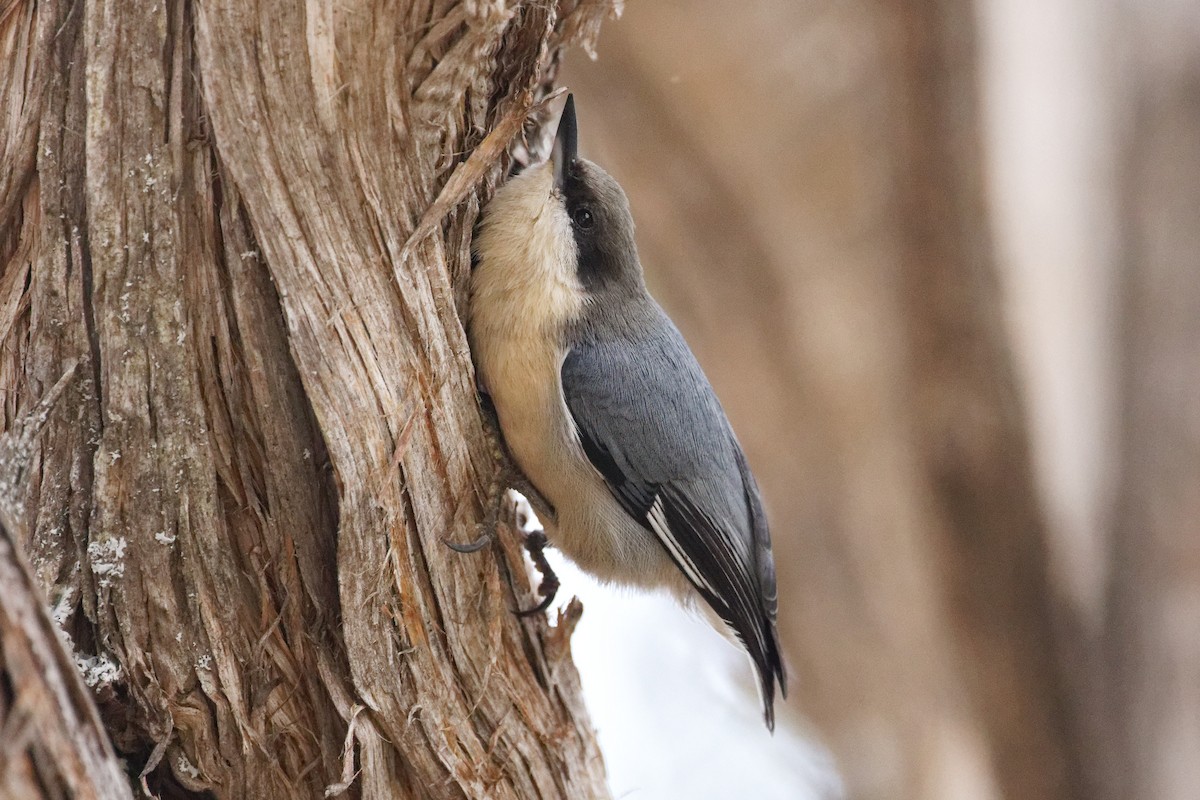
<box><xmin>563</xmin><ymin>323</ymin><xmax>786</xmax><ymax>727</ymax></box>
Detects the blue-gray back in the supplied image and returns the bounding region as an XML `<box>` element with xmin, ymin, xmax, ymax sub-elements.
<box><xmin>561</xmin><ymin>302</ymin><xmax>786</xmax><ymax>726</ymax></box>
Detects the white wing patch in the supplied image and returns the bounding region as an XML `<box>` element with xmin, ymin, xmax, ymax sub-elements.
<box><xmin>647</xmin><ymin>495</ymin><xmax>718</xmax><ymax>596</ymax></box>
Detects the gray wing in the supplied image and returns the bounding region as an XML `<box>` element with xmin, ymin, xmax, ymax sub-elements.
<box><xmin>561</xmin><ymin>317</ymin><xmax>786</xmax><ymax>728</ymax></box>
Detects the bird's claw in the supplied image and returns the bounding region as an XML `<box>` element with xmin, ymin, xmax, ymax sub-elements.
<box><xmin>515</xmin><ymin>590</ymin><xmax>557</xmax><ymax>617</ymax></box>
<box><xmin>443</xmin><ymin>530</ymin><xmax>493</xmax><ymax>553</ymax></box>
<box><xmin>514</xmin><ymin>529</ymin><xmax>560</xmax><ymax>616</ymax></box>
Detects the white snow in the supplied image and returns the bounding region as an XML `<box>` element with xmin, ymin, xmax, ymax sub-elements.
<box><xmin>516</xmin><ymin>497</ymin><xmax>842</xmax><ymax>799</ymax></box>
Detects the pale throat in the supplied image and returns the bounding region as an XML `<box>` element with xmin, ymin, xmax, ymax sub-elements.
<box><xmin>469</xmin><ymin>161</ymin><xmax>586</xmax><ymax>343</ymax></box>
<box><xmin>468</xmin><ymin>162</ymin><xmax>590</xmax><ymax>506</ymax></box>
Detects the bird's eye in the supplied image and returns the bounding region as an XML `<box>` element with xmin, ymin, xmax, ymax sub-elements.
<box><xmin>572</xmin><ymin>206</ymin><xmax>595</xmax><ymax>230</ymax></box>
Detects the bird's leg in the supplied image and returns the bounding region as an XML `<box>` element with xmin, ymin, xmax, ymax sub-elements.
<box><xmin>445</xmin><ymin>477</ymin><xmax>561</xmax><ymax>615</ymax></box>
<box><xmin>444</xmin><ymin>499</ymin><xmax>501</xmax><ymax>552</ymax></box>
<box><xmin>444</xmin><ymin>461</ymin><xmax>508</xmax><ymax>553</ymax></box>
<box><xmin>447</xmin><ymin>392</ymin><xmax>557</xmax><ymax>551</ymax></box>
<box><xmin>447</xmin><ymin>393</ymin><xmax>561</xmax><ymax>613</ymax></box>
<box><xmin>444</xmin><ymin>399</ymin><xmax>510</xmax><ymax>553</ymax></box>
<box><xmin>515</xmin><ymin>527</ymin><xmax>560</xmax><ymax>616</ymax></box>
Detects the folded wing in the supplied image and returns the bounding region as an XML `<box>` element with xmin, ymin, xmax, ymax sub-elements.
<box><xmin>561</xmin><ymin>321</ymin><xmax>786</xmax><ymax>727</ymax></box>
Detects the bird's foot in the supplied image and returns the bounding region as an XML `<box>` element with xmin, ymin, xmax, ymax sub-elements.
<box><xmin>443</xmin><ymin>468</ymin><xmax>507</xmax><ymax>554</ymax></box>
<box><xmin>515</xmin><ymin>528</ymin><xmax>560</xmax><ymax>616</ymax></box>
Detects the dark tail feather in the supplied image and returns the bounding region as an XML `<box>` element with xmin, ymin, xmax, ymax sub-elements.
<box><xmin>753</xmin><ymin>615</ymin><xmax>787</xmax><ymax>731</ymax></box>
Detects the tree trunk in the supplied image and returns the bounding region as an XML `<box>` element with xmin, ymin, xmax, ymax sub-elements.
<box><xmin>0</xmin><ymin>1</ymin><xmax>615</xmax><ymax>797</ymax></box>
<box><xmin>889</xmin><ymin>2</ymin><xmax>1085</xmax><ymax>798</ymax></box>
<box><xmin>1104</xmin><ymin>3</ymin><xmax>1200</xmax><ymax>798</ymax></box>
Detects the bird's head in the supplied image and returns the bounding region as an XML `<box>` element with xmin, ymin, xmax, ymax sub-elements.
<box><xmin>472</xmin><ymin>95</ymin><xmax>644</xmax><ymax>307</ymax></box>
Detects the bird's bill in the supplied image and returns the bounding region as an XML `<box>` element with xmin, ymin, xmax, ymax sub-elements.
<box><xmin>553</xmin><ymin>93</ymin><xmax>578</xmax><ymax>190</ymax></box>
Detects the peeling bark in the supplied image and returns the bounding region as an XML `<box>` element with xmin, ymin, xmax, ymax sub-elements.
<box><xmin>0</xmin><ymin>1</ymin><xmax>616</xmax><ymax>797</ymax></box>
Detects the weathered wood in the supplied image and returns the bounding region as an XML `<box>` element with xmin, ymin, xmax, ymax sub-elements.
<box><xmin>0</xmin><ymin>504</ymin><xmax>132</xmax><ymax>800</ymax></box>
<box><xmin>0</xmin><ymin>365</ymin><xmax>124</xmax><ymax>799</ymax></box>
<box><xmin>0</xmin><ymin>0</ymin><xmax>617</xmax><ymax>797</ymax></box>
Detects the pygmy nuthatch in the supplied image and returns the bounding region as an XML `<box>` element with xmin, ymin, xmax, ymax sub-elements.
<box><xmin>468</xmin><ymin>95</ymin><xmax>786</xmax><ymax>728</ymax></box>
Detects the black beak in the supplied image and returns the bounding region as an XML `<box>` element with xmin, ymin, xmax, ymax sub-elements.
<box><xmin>552</xmin><ymin>94</ymin><xmax>577</xmax><ymax>190</ymax></box>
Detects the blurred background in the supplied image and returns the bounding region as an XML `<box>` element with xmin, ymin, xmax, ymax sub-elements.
<box><xmin>545</xmin><ymin>1</ymin><xmax>1200</xmax><ymax>798</ymax></box>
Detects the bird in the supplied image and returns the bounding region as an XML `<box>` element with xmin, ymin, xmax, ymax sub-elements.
<box><xmin>466</xmin><ymin>94</ymin><xmax>786</xmax><ymax>729</ymax></box>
